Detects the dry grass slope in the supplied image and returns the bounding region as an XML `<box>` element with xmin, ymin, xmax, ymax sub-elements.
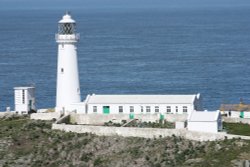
<box><xmin>0</xmin><ymin>116</ymin><xmax>250</xmax><ymax>167</ymax></box>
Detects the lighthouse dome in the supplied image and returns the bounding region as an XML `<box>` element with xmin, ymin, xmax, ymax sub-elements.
<box><xmin>59</xmin><ymin>13</ymin><xmax>75</xmax><ymax>23</ymax></box>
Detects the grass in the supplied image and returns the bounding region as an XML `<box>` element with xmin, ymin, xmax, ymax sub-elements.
<box><xmin>223</xmin><ymin>122</ymin><xmax>250</xmax><ymax>136</ymax></box>
<box><xmin>1</xmin><ymin>116</ymin><xmax>250</xmax><ymax>166</ymax></box>
<box><xmin>194</xmin><ymin>138</ymin><xmax>250</xmax><ymax>167</ymax></box>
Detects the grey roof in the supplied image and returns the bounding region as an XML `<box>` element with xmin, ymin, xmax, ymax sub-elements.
<box><xmin>188</xmin><ymin>111</ymin><xmax>220</xmax><ymax>122</ymax></box>
<box><xmin>14</xmin><ymin>87</ymin><xmax>35</xmax><ymax>90</ymax></box>
<box><xmin>87</xmin><ymin>94</ymin><xmax>199</xmax><ymax>104</ymax></box>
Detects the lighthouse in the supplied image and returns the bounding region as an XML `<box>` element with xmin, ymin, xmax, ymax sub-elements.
<box><xmin>55</xmin><ymin>12</ymin><xmax>81</xmax><ymax>112</ymax></box>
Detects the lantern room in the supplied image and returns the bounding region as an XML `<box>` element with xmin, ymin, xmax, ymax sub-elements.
<box><xmin>58</xmin><ymin>12</ymin><xmax>76</xmax><ymax>35</ymax></box>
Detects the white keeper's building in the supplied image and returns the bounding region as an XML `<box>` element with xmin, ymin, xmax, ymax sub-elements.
<box><xmin>84</xmin><ymin>94</ymin><xmax>202</xmax><ymax>115</ymax></box>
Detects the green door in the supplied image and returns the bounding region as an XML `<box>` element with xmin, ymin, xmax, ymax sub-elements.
<box><xmin>129</xmin><ymin>113</ymin><xmax>134</xmax><ymax>119</ymax></box>
<box><xmin>160</xmin><ymin>114</ymin><xmax>164</xmax><ymax>121</ymax></box>
<box><xmin>103</xmin><ymin>106</ymin><xmax>110</xmax><ymax>114</ymax></box>
<box><xmin>240</xmin><ymin>111</ymin><xmax>244</xmax><ymax>118</ymax></box>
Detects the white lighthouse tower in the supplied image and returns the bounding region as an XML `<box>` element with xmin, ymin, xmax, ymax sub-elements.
<box><xmin>55</xmin><ymin>12</ymin><xmax>81</xmax><ymax>112</ymax></box>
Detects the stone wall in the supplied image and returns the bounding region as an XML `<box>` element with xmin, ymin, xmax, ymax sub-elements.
<box><xmin>0</xmin><ymin>112</ymin><xmax>16</xmax><ymax>118</ymax></box>
<box><xmin>70</xmin><ymin>113</ymin><xmax>188</xmax><ymax>125</ymax></box>
<box><xmin>30</xmin><ymin>112</ymin><xmax>61</xmax><ymax>120</ymax></box>
<box><xmin>223</xmin><ymin>117</ymin><xmax>250</xmax><ymax>125</ymax></box>
<box><xmin>52</xmin><ymin>124</ymin><xmax>250</xmax><ymax>141</ymax></box>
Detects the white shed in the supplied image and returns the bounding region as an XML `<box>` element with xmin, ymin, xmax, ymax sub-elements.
<box><xmin>187</xmin><ymin>110</ymin><xmax>222</xmax><ymax>133</ymax></box>
<box><xmin>14</xmin><ymin>87</ymin><xmax>36</xmax><ymax>114</ymax></box>
<box><xmin>85</xmin><ymin>94</ymin><xmax>202</xmax><ymax>115</ymax></box>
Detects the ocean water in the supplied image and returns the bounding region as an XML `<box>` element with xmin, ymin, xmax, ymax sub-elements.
<box><xmin>0</xmin><ymin>7</ymin><xmax>250</xmax><ymax>111</ymax></box>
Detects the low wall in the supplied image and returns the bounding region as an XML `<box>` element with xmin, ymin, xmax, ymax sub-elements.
<box><xmin>70</xmin><ymin>113</ymin><xmax>188</xmax><ymax>125</ymax></box>
<box><xmin>30</xmin><ymin>112</ymin><xmax>61</xmax><ymax>120</ymax></box>
<box><xmin>56</xmin><ymin>114</ymin><xmax>70</xmax><ymax>124</ymax></box>
<box><xmin>223</xmin><ymin>117</ymin><xmax>250</xmax><ymax>125</ymax></box>
<box><xmin>52</xmin><ymin>124</ymin><xmax>250</xmax><ymax>141</ymax></box>
<box><xmin>223</xmin><ymin>111</ymin><xmax>250</xmax><ymax>119</ymax></box>
<box><xmin>0</xmin><ymin>112</ymin><xmax>16</xmax><ymax>118</ymax></box>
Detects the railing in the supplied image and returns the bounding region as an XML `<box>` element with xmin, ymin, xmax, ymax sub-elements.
<box><xmin>55</xmin><ymin>33</ymin><xmax>80</xmax><ymax>41</ymax></box>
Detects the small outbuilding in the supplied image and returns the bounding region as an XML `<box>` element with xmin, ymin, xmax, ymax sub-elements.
<box><xmin>14</xmin><ymin>87</ymin><xmax>36</xmax><ymax>114</ymax></box>
<box><xmin>187</xmin><ymin>110</ymin><xmax>222</xmax><ymax>133</ymax></box>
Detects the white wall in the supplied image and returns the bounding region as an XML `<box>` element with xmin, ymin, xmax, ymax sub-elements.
<box><xmin>175</xmin><ymin>122</ymin><xmax>186</xmax><ymax>129</ymax></box>
<box><xmin>244</xmin><ymin>112</ymin><xmax>250</xmax><ymax>118</ymax></box>
<box><xmin>87</xmin><ymin>103</ymin><xmax>193</xmax><ymax>115</ymax></box>
<box><xmin>68</xmin><ymin>103</ymin><xmax>86</xmax><ymax>114</ymax></box>
<box><xmin>15</xmin><ymin>89</ymin><xmax>26</xmax><ymax>113</ymax></box>
<box><xmin>188</xmin><ymin>122</ymin><xmax>218</xmax><ymax>133</ymax></box>
<box><xmin>30</xmin><ymin>112</ymin><xmax>61</xmax><ymax>120</ymax></box>
<box><xmin>55</xmin><ymin>103</ymin><xmax>86</xmax><ymax>114</ymax></box>
<box><xmin>27</xmin><ymin>88</ymin><xmax>36</xmax><ymax>110</ymax></box>
<box><xmin>56</xmin><ymin>41</ymin><xmax>81</xmax><ymax>112</ymax></box>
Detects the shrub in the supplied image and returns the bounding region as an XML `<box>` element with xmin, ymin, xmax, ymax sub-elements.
<box><xmin>81</xmin><ymin>153</ymin><xmax>92</xmax><ymax>162</ymax></box>
<box><xmin>94</xmin><ymin>157</ymin><xmax>104</xmax><ymax>166</ymax></box>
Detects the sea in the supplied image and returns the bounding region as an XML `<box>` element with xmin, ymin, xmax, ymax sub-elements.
<box><xmin>1</xmin><ymin>6</ymin><xmax>250</xmax><ymax>111</ymax></box>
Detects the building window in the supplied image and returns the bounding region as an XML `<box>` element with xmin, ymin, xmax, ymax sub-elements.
<box><xmin>183</xmin><ymin>106</ymin><xmax>188</xmax><ymax>113</ymax></box>
<box><xmin>93</xmin><ymin>106</ymin><xmax>97</xmax><ymax>113</ymax></box>
<box><xmin>141</xmin><ymin>106</ymin><xmax>143</xmax><ymax>113</ymax></box>
<box><xmin>155</xmin><ymin>106</ymin><xmax>159</xmax><ymax>113</ymax></box>
<box><xmin>146</xmin><ymin>106</ymin><xmax>151</xmax><ymax>113</ymax></box>
<box><xmin>22</xmin><ymin>90</ymin><xmax>25</xmax><ymax>104</ymax></box>
<box><xmin>119</xmin><ymin>106</ymin><xmax>123</xmax><ymax>113</ymax></box>
<box><xmin>176</xmin><ymin>106</ymin><xmax>178</xmax><ymax>113</ymax></box>
<box><xmin>167</xmin><ymin>106</ymin><xmax>171</xmax><ymax>113</ymax></box>
<box><xmin>61</xmin><ymin>68</ymin><xmax>64</xmax><ymax>73</ymax></box>
<box><xmin>130</xmin><ymin>106</ymin><xmax>134</xmax><ymax>113</ymax></box>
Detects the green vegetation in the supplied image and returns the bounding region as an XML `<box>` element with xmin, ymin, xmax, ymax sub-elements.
<box><xmin>104</xmin><ymin>120</ymin><xmax>175</xmax><ymax>129</ymax></box>
<box><xmin>224</xmin><ymin>122</ymin><xmax>250</xmax><ymax>136</ymax></box>
<box><xmin>0</xmin><ymin>116</ymin><xmax>250</xmax><ymax>166</ymax></box>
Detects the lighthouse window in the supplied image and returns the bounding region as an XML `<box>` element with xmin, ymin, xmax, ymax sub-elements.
<box><xmin>59</xmin><ymin>23</ymin><xmax>75</xmax><ymax>34</ymax></box>
<box><xmin>61</xmin><ymin>68</ymin><xmax>64</xmax><ymax>73</ymax></box>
